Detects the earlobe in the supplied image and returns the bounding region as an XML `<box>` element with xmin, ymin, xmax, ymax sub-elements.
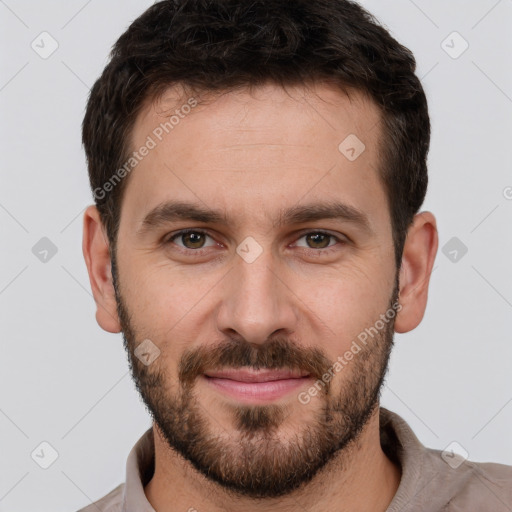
<box><xmin>82</xmin><ymin>205</ymin><xmax>122</xmax><ymax>333</ymax></box>
<box><xmin>394</xmin><ymin>211</ymin><xmax>438</xmax><ymax>334</ymax></box>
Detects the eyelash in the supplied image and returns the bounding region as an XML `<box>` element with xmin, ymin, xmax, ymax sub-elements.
<box><xmin>164</xmin><ymin>228</ymin><xmax>347</xmax><ymax>257</ymax></box>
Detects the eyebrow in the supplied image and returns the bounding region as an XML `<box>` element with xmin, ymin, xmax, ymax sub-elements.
<box><xmin>137</xmin><ymin>200</ymin><xmax>373</xmax><ymax>235</ymax></box>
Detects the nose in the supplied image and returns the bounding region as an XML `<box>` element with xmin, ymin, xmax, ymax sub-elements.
<box><xmin>215</xmin><ymin>246</ymin><xmax>298</xmax><ymax>345</ymax></box>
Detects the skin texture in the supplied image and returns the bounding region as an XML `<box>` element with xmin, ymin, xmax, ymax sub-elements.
<box><xmin>83</xmin><ymin>82</ymin><xmax>438</xmax><ymax>512</ymax></box>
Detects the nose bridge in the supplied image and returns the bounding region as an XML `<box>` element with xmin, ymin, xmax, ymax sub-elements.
<box><xmin>216</xmin><ymin>243</ymin><xmax>296</xmax><ymax>343</ymax></box>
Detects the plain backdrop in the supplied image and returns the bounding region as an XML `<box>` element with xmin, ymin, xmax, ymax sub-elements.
<box><xmin>1</xmin><ymin>1</ymin><xmax>511</xmax><ymax>511</ymax></box>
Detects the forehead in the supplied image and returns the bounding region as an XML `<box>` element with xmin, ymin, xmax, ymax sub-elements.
<box><xmin>120</xmin><ymin>81</ymin><xmax>388</xmax><ymax>234</ymax></box>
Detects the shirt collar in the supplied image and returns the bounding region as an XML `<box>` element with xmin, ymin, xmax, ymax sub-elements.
<box><xmin>122</xmin><ymin>425</ymin><xmax>156</xmax><ymax>512</ymax></box>
<box><xmin>378</xmin><ymin>407</ymin><xmax>428</xmax><ymax>511</ymax></box>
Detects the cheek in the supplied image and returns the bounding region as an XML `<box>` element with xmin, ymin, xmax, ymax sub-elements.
<box><xmin>122</xmin><ymin>263</ymin><xmax>219</xmax><ymax>342</ymax></box>
<box><xmin>294</xmin><ymin>268</ymin><xmax>393</xmax><ymax>348</ymax></box>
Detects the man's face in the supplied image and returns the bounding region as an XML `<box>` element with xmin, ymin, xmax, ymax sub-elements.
<box><xmin>112</xmin><ymin>82</ymin><xmax>398</xmax><ymax>498</ymax></box>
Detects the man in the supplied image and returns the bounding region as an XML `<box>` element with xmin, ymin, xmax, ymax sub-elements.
<box><xmin>79</xmin><ymin>1</ymin><xmax>512</xmax><ymax>511</ymax></box>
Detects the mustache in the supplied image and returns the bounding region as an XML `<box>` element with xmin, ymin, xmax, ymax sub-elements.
<box><xmin>178</xmin><ymin>336</ymin><xmax>334</xmax><ymax>390</ymax></box>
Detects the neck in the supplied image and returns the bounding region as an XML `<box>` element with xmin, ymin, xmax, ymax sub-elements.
<box><xmin>144</xmin><ymin>406</ymin><xmax>401</xmax><ymax>512</ymax></box>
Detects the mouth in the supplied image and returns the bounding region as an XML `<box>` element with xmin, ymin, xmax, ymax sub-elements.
<box><xmin>201</xmin><ymin>368</ymin><xmax>312</xmax><ymax>403</ymax></box>
<box><xmin>204</xmin><ymin>368</ymin><xmax>311</xmax><ymax>382</ymax></box>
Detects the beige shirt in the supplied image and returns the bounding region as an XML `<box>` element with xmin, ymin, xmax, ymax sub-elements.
<box><xmin>76</xmin><ymin>407</ymin><xmax>512</xmax><ymax>511</ymax></box>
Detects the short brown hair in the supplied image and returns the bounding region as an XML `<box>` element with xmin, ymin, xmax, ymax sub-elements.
<box><xmin>82</xmin><ymin>0</ymin><xmax>430</xmax><ymax>270</ymax></box>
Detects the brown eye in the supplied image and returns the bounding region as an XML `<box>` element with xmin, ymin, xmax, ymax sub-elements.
<box><xmin>292</xmin><ymin>231</ymin><xmax>347</xmax><ymax>256</ymax></box>
<box><xmin>305</xmin><ymin>232</ymin><xmax>333</xmax><ymax>249</ymax></box>
<box><xmin>167</xmin><ymin>229</ymin><xmax>215</xmax><ymax>250</ymax></box>
<box><xmin>181</xmin><ymin>232</ymin><xmax>206</xmax><ymax>249</ymax></box>
<box><xmin>294</xmin><ymin>231</ymin><xmax>340</xmax><ymax>250</ymax></box>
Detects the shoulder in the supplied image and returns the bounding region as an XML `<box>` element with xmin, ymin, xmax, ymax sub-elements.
<box><xmin>424</xmin><ymin>447</ymin><xmax>512</xmax><ymax>510</ymax></box>
<box><xmin>380</xmin><ymin>408</ymin><xmax>512</xmax><ymax>511</ymax></box>
<box><xmin>75</xmin><ymin>483</ymin><xmax>124</xmax><ymax>512</ymax></box>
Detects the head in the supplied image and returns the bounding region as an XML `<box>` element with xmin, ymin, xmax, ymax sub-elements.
<box><xmin>82</xmin><ymin>0</ymin><xmax>438</xmax><ymax>500</ymax></box>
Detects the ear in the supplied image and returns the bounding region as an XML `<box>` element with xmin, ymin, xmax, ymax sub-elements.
<box><xmin>82</xmin><ymin>205</ymin><xmax>122</xmax><ymax>333</ymax></box>
<box><xmin>394</xmin><ymin>211</ymin><xmax>438</xmax><ymax>333</ymax></box>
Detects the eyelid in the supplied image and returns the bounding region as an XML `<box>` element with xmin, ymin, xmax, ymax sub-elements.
<box><xmin>291</xmin><ymin>228</ymin><xmax>349</xmax><ymax>245</ymax></box>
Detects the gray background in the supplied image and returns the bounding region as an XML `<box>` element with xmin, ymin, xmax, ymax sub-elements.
<box><xmin>1</xmin><ymin>1</ymin><xmax>511</xmax><ymax>511</ymax></box>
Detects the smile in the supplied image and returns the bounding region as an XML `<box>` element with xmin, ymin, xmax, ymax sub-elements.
<box><xmin>201</xmin><ymin>368</ymin><xmax>312</xmax><ymax>403</ymax></box>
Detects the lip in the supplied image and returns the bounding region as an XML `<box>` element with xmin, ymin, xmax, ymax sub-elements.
<box><xmin>203</xmin><ymin>368</ymin><xmax>310</xmax><ymax>382</ymax></box>
<box><xmin>201</xmin><ymin>368</ymin><xmax>312</xmax><ymax>403</ymax></box>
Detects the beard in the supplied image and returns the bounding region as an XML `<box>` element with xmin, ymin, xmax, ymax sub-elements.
<box><xmin>111</xmin><ymin>254</ymin><xmax>399</xmax><ymax>499</ymax></box>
